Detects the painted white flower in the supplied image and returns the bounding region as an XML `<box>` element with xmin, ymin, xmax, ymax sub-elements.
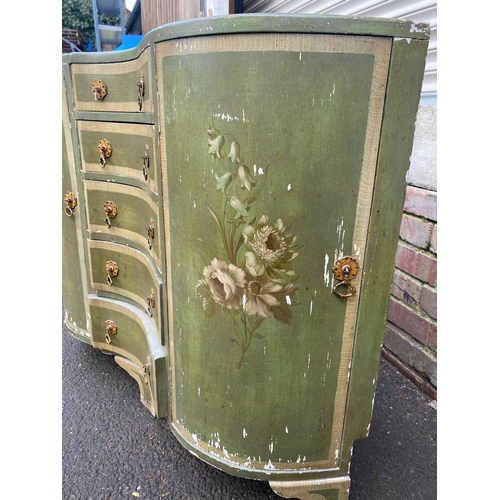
<box><xmin>196</xmin><ymin>258</ymin><xmax>246</xmax><ymax>312</ymax></box>
<box><xmin>243</xmin><ymin>215</ymin><xmax>298</xmax><ymax>277</ymax></box>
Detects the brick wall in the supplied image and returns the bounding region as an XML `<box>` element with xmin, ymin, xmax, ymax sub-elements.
<box><xmin>382</xmin><ymin>185</ymin><xmax>437</xmax><ymax>399</ymax></box>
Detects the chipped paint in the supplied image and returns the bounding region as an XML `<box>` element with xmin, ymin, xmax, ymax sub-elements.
<box><xmin>410</xmin><ymin>23</ymin><xmax>425</xmax><ymax>33</ymax></box>
<box><xmin>395</xmin><ymin>37</ymin><xmax>412</xmax><ymax>44</ymax></box>
<box><xmin>324</xmin><ymin>254</ymin><xmax>330</xmax><ymax>287</ymax></box>
<box><xmin>287</xmin><ymin>184</ymin><xmax>291</xmax><ymax>191</ymax></box>
<box><xmin>285</xmin><ymin>426</ymin><xmax>289</xmax><ymax>434</ymax></box>
<box><xmin>243</xmin><ymin>428</ymin><xmax>247</xmax><ymax>438</ymax></box>
<box><xmin>264</xmin><ymin>459</ymin><xmax>276</xmax><ymax>470</ymax></box>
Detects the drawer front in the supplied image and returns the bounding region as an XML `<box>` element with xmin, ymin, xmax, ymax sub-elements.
<box><xmin>78</xmin><ymin>121</ymin><xmax>158</xmax><ymax>193</ymax></box>
<box><xmin>88</xmin><ymin>240</ymin><xmax>164</xmax><ymax>344</ymax></box>
<box><xmin>71</xmin><ymin>47</ymin><xmax>152</xmax><ymax>113</ymax></box>
<box><xmin>84</xmin><ymin>181</ymin><xmax>162</xmax><ymax>271</ymax></box>
<box><xmin>89</xmin><ymin>297</ymin><xmax>167</xmax><ymax>418</ymax></box>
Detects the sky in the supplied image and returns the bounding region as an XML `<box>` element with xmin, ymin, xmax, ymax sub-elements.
<box><xmin>125</xmin><ymin>0</ymin><xmax>137</xmax><ymax>11</ymax></box>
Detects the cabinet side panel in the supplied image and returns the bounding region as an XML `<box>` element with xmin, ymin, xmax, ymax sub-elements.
<box><xmin>341</xmin><ymin>38</ymin><xmax>429</xmax><ymax>469</ymax></box>
<box><xmin>62</xmin><ymin>76</ymin><xmax>90</xmax><ymax>339</ymax></box>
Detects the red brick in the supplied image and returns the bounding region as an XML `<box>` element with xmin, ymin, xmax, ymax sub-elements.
<box><xmin>387</xmin><ymin>298</ymin><xmax>434</xmax><ymax>345</ymax></box>
<box><xmin>428</xmin><ymin>323</ymin><xmax>437</xmax><ymax>351</ymax></box>
<box><xmin>390</xmin><ymin>270</ymin><xmax>422</xmax><ymax>310</ymax></box>
<box><xmin>421</xmin><ymin>286</ymin><xmax>437</xmax><ymax>320</ymax></box>
<box><xmin>404</xmin><ymin>186</ymin><xmax>437</xmax><ymax>222</ymax></box>
<box><xmin>399</xmin><ymin>214</ymin><xmax>432</xmax><ymax>249</ymax></box>
<box><xmin>395</xmin><ymin>244</ymin><xmax>437</xmax><ymax>287</ymax></box>
<box><xmin>430</xmin><ymin>224</ymin><xmax>437</xmax><ymax>254</ymax></box>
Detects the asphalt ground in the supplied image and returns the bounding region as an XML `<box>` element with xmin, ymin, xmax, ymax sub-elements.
<box><xmin>62</xmin><ymin>321</ymin><xmax>437</xmax><ymax>500</ymax></box>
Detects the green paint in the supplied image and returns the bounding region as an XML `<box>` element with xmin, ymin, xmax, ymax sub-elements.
<box><xmin>163</xmin><ymin>49</ymin><xmax>376</xmax><ymax>463</ymax></box>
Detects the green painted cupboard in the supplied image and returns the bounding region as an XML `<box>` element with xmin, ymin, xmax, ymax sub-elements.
<box><xmin>62</xmin><ymin>14</ymin><xmax>429</xmax><ymax>499</ymax></box>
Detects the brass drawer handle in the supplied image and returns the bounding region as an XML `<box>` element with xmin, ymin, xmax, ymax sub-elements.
<box><xmin>137</xmin><ymin>71</ymin><xmax>145</xmax><ymax>111</ymax></box>
<box><xmin>64</xmin><ymin>191</ymin><xmax>77</xmax><ymax>217</ymax></box>
<box><xmin>104</xmin><ymin>320</ymin><xmax>117</xmax><ymax>344</ymax></box>
<box><xmin>98</xmin><ymin>139</ymin><xmax>112</xmax><ymax>168</ymax></box>
<box><xmin>147</xmin><ymin>288</ymin><xmax>155</xmax><ymax>317</ymax></box>
<box><xmin>103</xmin><ymin>201</ymin><xmax>117</xmax><ymax>229</ymax></box>
<box><xmin>142</xmin><ymin>145</ymin><xmax>150</xmax><ymax>180</ymax></box>
<box><xmin>146</xmin><ymin>218</ymin><xmax>154</xmax><ymax>250</ymax></box>
<box><xmin>332</xmin><ymin>256</ymin><xmax>359</xmax><ymax>298</ymax></box>
<box><xmin>92</xmin><ymin>79</ymin><xmax>107</xmax><ymax>101</ymax></box>
<box><xmin>105</xmin><ymin>260</ymin><xmax>119</xmax><ymax>286</ymax></box>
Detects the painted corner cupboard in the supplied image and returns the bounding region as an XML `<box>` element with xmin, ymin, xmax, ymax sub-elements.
<box><xmin>62</xmin><ymin>14</ymin><xmax>429</xmax><ymax>500</ymax></box>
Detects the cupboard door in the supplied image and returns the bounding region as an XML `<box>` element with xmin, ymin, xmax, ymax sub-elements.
<box><xmin>156</xmin><ymin>33</ymin><xmax>391</xmax><ymax>474</ymax></box>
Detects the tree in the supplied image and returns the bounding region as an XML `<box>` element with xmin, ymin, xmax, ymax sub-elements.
<box><xmin>62</xmin><ymin>0</ymin><xmax>95</xmax><ymax>51</ymax></box>
<box><xmin>62</xmin><ymin>0</ymin><xmax>121</xmax><ymax>52</ymax></box>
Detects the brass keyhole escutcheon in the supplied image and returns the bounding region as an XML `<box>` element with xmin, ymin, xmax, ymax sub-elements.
<box><xmin>137</xmin><ymin>71</ymin><xmax>145</xmax><ymax>111</ymax></box>
<box><xmin>105</xmin><ymin>260</ymin><xmax>119</xmax><ymax>286</ymax></box>
<box><xmin>98</xmin><ymin>139</ymin><xmax>112</xmax><ymax>168</ymax></box>
<box><xmin>64</xmin><ymin>191</ymin><xmax>77</xmax><ymax>217</ymax></box>
<box><xmin>104</xmin><ymin>320</ymin><xmax>117</xmax><ymax>344</ymax></box>
<box><xmin>103</xmin><ymin>201</ymin><xmax>117</xmax><ymax>229</ymax></box>
<box><xmin>142</xmin><ymin>145</ymin><xmax>150</xmax><ymax>180</ymax></box>
<box><xmin>146</xmin><ymin>219</ymin><xmax>154</xmax><ymax>250</ymax></box>
<box><xmin>147</xmin><ymin>288</ymin><xmax>155</xmax><ymax>317</ymax></box>
<box><xmin>332</xmin><ymin>256</ymin><xmax>359</xmax><ymax>298</ymax></box>
<box><xmin>92</xmin><ymin>79</ymin><xmax>107</xmax><ymax>101</ymax></box>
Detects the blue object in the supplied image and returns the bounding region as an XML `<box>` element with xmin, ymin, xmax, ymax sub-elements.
<box><xmin>114</xmin><ymin>34</ymin><xmax>144</xmax><ymax>51</ymax></box>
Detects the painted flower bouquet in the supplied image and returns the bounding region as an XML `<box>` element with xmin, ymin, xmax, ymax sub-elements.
<box><xmin>196</xmin><ymin>125</ymin><xmax>300</xmax><ymax>368</ymax></box>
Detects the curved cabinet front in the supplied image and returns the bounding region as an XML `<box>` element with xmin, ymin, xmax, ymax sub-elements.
<box><xmin>158</xmin><ymin>31</ymin><xmax>390</xmax><ymax>480</ymax></box>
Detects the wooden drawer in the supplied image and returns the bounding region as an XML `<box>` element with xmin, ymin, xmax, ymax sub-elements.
<box><xmin>71</xmin><ymin>47</ymin><xmax>152</xmax><ymax>113</ymax></box>
<box><xmin>88</xmin><ymin>296</ymin><xmax>167</xmax><ymax>417</ymax></box>
<box><xmin>84</xmin><ymin>181</ymin><xmax>162</xmax><ymax>271</ymax></box>
<box><xmin>88</xmin><ymin>240</ymin><xmax>164</xmax><ymax>344</ymax></box>
<box><xmin>78</xmin><ymin>121</ymin><xmax>158</xmax><ymax>193</ymax></box>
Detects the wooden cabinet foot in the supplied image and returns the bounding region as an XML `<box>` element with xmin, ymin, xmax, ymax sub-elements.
<box><xmin>270</xmin><ymin>476</ymin><xmax>350</xmax><ymax>500</ymax></box>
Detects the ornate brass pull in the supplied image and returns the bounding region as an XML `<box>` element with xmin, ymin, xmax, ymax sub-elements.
<box><xmin>98</xmin><ymin>139</ymin><xmax>112</xmax><ymax>168</ymax></box>
<box><xmin>104</xmin><ymin>320</ymin><xmax>117</xmax><ymax>344</ymax></box>
<box><xmin>105</xmin><ymin>260</ymin><xmax>119</xmax><ymax>286</ymax></box>
<box><xmin>142</xmin><ymin>145</ymin><xmax>150</xmax><ymax>180</ymax></box>
<box><xmin>146</xmin><ymin>218</ymin><xmax>154</xmax><ymax>250</ymax></box>
<box><xmin>92</xmin><ymin>79</ymin><xmax>107</xmax><ymax>101</ymax></box>
<box><xmin>64</xmin><ymin>191</ymin><xmax>77</xmax><ymax>217</ymax></box>
<box><xmin>137</xmin><ymin>71</ymin><xmax>145</xmax><ymax>111</ymax></box>
<box><xmin>147</xmin><ymin>288</ymin><xmax>155</xmax><ymax>317</ymax></box>
<box><xmin>103</xmin><ymin>201</ymin><xmax>117</xmax><ymax>229</ymax></box>
<box><xmin>332</xmin><ymin>256</ymin><xmax>359</xmax><ymax>298</ymax></box>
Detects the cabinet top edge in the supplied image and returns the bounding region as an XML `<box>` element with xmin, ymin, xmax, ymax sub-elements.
<box><xmin>62</xmin><ymin>13</ymin><xmax>429</xmax><ymax>64</ymax></box>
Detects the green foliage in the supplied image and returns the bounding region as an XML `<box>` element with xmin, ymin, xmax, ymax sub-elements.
<box><xmin>62</xmin><ymin>0</ymin><xmax>94</xmax><ymax>51</ymax></box>
<box><xmin>62</xmin><ymin>0</ymin><xmax>121</xmax><ymax>52</ymax></box>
